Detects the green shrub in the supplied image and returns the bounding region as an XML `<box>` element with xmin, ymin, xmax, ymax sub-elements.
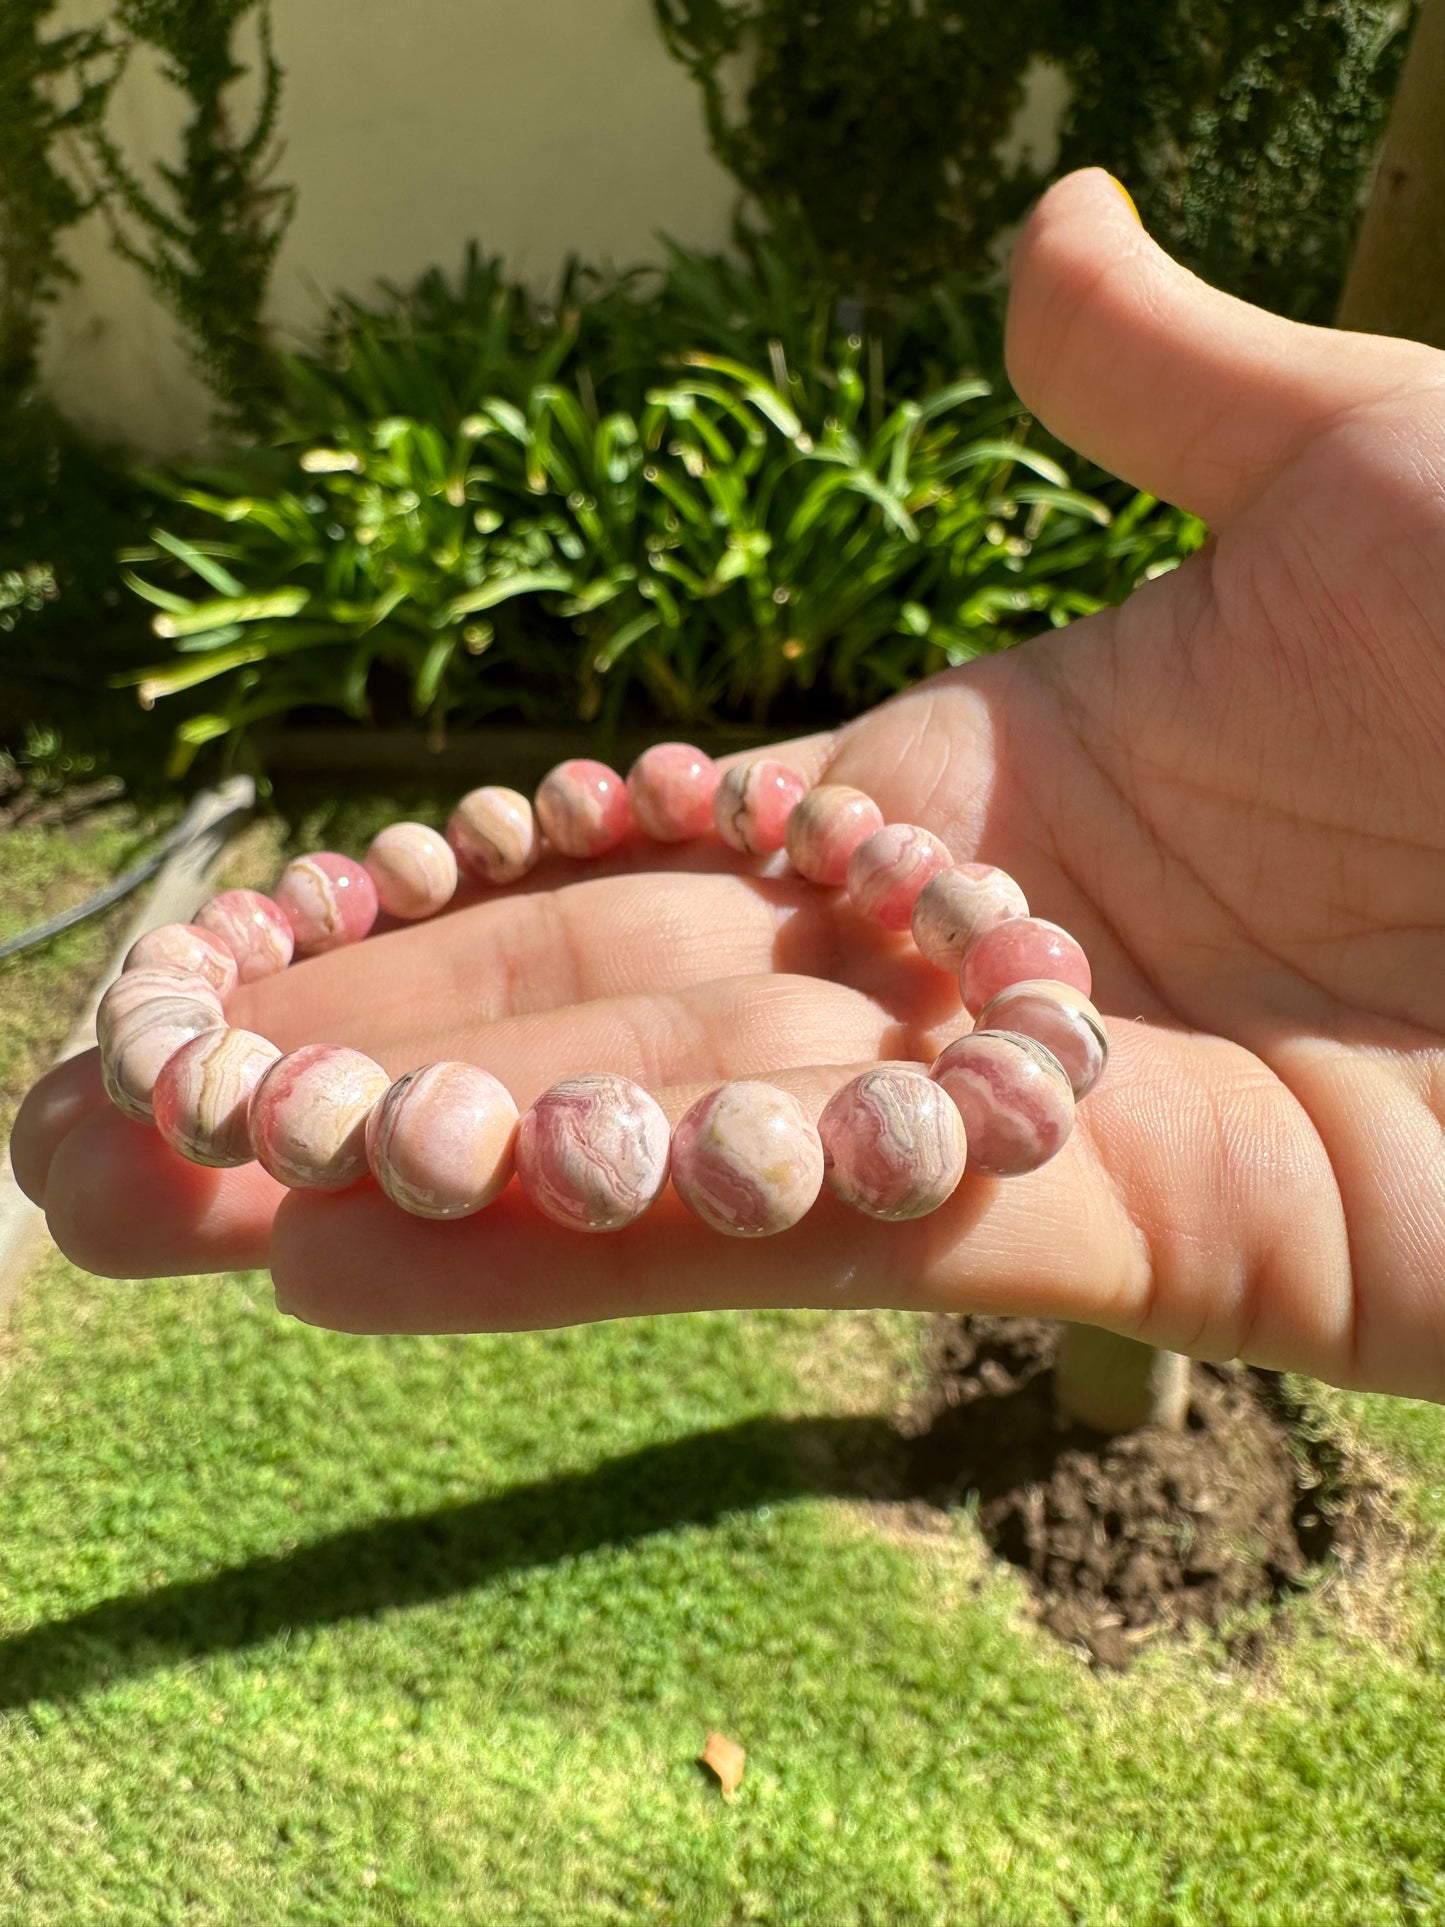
<box><xmin>119</xmin><ymin>248</ymin><xmax>1202</xmax><ymax>775</ymax></box>
<box><xmin>0</xmin><ymin>402</ymin><xmax>158</xmax><ymax>782</ymax></box>
<box><xmin>655</xmin><ymin>0</ymin><xmax>1413</xmax><ymax>320</ymax></box>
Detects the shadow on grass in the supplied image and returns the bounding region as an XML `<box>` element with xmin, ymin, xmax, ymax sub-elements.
<box><xmin>0</xmin><ymin>1415</ymin><xmax>903</xmax><ymax>1712</ymax></box>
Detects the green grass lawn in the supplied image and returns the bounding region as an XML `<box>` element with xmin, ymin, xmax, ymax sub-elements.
<box><xmin>3</xmin><ymin>811</ymin><xmax>1445</xmax><ymax>1925</ymax></box>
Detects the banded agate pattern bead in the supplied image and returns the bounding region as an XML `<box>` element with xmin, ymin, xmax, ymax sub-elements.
<box><xmin>152</xmin><ymin>1027</ymin><xmax>281</xmax><ymax>1166</ymax></box>
<box><xmin>124</xmin><ymin>922</ymin><xmax>239</xmax><ymax>1000</ymax></box>
<box><xmin>670</xmin><ymin>1082</ymin><xmax>824</xmax><ymax>1237</ymax></box>
<box><xmin>515</xmin><ymin>1073</ymin><xmax>670</xmax><ymax>1231</ymax></box>
<box><xmin>960</xmin><ymin>916</ymin><xmax>1092</xmax><ymax>1015</ymax></box>
<box><xmin>785</xmin><ymin>785</ymin><xmax>885</xmax><ymax>887</ymax></box>
<box><xmin>976</xmin><ymin>979</ymin><xmax>1108</xmax><ymax>1100</ymax></box>
<box><xmin>97</xmin><ymin>965</ymin><xmax>223</xmax><ymax>1052</ymax></box>
<box><xmin>447</xmin><ymin>785</ymin><xmax>540</xmax><ymax>886</ymax></box>
<box><xmin>535</xmin><ymin>759</ymin><xmax>632</xmax><ymax>859</ymax></box>
<box><xmin>249</xmin><ymin>1044</ymin><xmax>391</xmax><ymax>1190</ymax></box>
<box><xmin>713</xmin><ymin>759</ymin><xmax>808</xmax><ymax>855</ymax></box>
<box><xmin>819</xmin><ymin>1067</ymin><xmax>967</xmax><ymax>1221</ymax></box>
<box><xmin>911</xmin><ymin>864</ymin><xmax>1029</xmax><ymax>971</ymax></box>
<box><xmin>276</xmin><ymin>852</ymin><xmax>379</xmax><ymax>954</ymax></box>
<box><xmin>367</xmin><ymin>1062</ymin><xmax>519</xmax><ymax>1218</ymax></box>
<box><xmin>847</xmin><ymin>823</ymin><xmax>953</xmax><ymax>930</ymax></box>
<box><xmin>627</xmin><ymin>743</ymin><xmax>720</xmax><ymax>842</ymax></box>
<box><xmin>194</xmin><ymin>888</ymin><xmax>294</xmax><ymax>982</ymax></box>
<box><xmin>930</xmin><ymin>1031</ymin><xmax>1075</xmax><ymax>1178</ymax></box>
<box><xmin>364</xmin><ymin>823</ymin><xmax>458</xmax><ymax>921</ymax></box>
<box><xmin>101</xmin><ymin>995</ymin><xmax>227</xmax><ymax>1124</ymax></box>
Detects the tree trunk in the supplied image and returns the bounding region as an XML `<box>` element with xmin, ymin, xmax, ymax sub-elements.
<box><xmin>1053</xmin><ymin>1325</ymin><xmax>1191</xmax><ymax>1436</ymax></box>
<box><xmin>1336</xmin><ymin>0</ymin><xmax>1445</xmax><ymax>348</ymax></box>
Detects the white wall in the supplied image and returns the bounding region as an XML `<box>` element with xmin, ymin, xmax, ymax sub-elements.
<box><xmin>42</xmin><ymin>0</ymin><xmax>740</xmax><ymax>453</ymax></box>
<box><xmin>38</xmin><ymin>5</ymin><xmax>1068</xmax><ymax>456</ymax></box>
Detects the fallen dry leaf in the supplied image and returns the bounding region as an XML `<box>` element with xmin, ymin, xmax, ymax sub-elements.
<box><xmin>699</xmin><ymin>1731</ymin><xmax>745</xmax><ymax>1800</ymax></box>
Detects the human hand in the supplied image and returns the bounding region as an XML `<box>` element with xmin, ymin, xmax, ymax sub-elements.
<box><xmin>16</xmin><ymin>169</ymin><xmax>1445</xmax><ymax>1400</ymax></box>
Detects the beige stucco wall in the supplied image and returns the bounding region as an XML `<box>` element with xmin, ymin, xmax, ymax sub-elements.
<box><xmin>39</xmin><ymin>6</ymin><xmax>1068</xmax><ymax>457</ymax></box>
<box><xmin>42</xmin><ymin>0</ymin><xmax>740</xmax><ymax>454</ymax></box>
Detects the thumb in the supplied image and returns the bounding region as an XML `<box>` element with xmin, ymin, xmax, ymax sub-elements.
<box><xmin>1006</xmin><ymin>167</ymin><xmax>1433</xmax><ymax>525</ymax></box>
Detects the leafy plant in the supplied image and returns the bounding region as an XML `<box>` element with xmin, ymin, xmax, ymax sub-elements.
<box><xmin>655</xmin><ymin>0</ymin><xmax>1413</xmax><ymax>320</ymax></box>
<box><xmin>0</xmin><ymin>2</ymin><xmax>118</xmax><ymax>400</ymax></box>
<box><xmin>120</xmin><ymin>260</ymin><xmax>1202</xmax><ymax>774</ymax></box>
<box><xmin>83</xmin><ymin>0</ymin><xmax>293</xmax><ymax>429</ymax></box>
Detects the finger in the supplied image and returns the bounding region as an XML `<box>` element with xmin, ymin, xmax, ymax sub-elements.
<box><xmin>1006</xmin><ymin>167</ymin><xmax>1438</xmax><ymax>525</ymax></box>
<box><xmin>44</xmin><ymin>1105</ymin><xmax>284</xmax><ymax>1278</ymax></box>
<box><xmin>270</xmin><ymin>1021</ymin><xmax>1354</xmax><ymax>1387</ymax></box>
<box><xmin>10</xmin><ymin>1049</ymin><xmax>113</xmax><ymax>1207</ymax></box>
<box><xmin>39</xmin><ymin>973</ymin><xmax>944</xmax><ymax>1280</ymax></box>
<box><xmin>230</xmin><ymin>867</ymin><xmax>955</xmax><ymax>1054</ymax></box>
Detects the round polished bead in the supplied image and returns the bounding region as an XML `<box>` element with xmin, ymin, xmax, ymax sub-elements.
<box><xmin>249</xmin><ymin>1043</ymin><xmax>391</xmax><ymax>1190</ymax></box>
<box><xmin>275</xmin><ymin>852</ymin><xmax>379</xmax><ymax>954</ymax></box>
<box><xmin>712</xmin><ymin>760</ymin><xmax>809</xmax><ymax>855</ymax></box>
<box><xmin>960</xmin><ymin>916</ymin><xmax>1092</xmax><ymax>1015</ymax></box>
<box><xmin>846</xmin><ymin>823</ymin><xmax>953</xmax><ymax>930</ymax></box>
<box><xmin>670</xmin><ymin>1081</ymin><xmax>825</xmax><ymax>1237</ymax></box>
<box><xmin>976</xmin><ymin>978</ymin><xmax>1109</xmax><ymax>1099</ymax></box>
<box><xmin>627</xmin><ymin>743</ymin><xmax>720</xmax><ymax>842</ymax></box>
<box><xmin>194</xmin><ymin>889</ymin><xmax>295</xmax><ymax>983</ymax></box>
<box><xmin>447</xmin><ymin>785</ymin><xmax>540</xmax><ymax>887</ymax></box>
<box><xmin>97</xmin><ymin>966</ymin><xmax>223</xmax><ymax>1052</ymax></box>
<box><xmin>101</xmin><ymin>996</ymin><xmax>227</xmax><ymax>1125</ymax></box>
<box><xmin>152</xmin><ymin>1027</ymin><xmax>282</xmax><ymax>1167</ymax></box>
<box><xmin>784</xmin><ymin>785</ymin><xmax>885</xmax><ymax>886</ymax></box>
<box><xmin>911</xmin><ymin>863</ymin><xmax>1030</xmax><ymax>971</ymax></box>
<box><xmin>367</xmin><ymin>1062</ymin><xmax>519</xmax><ymax>1219</ymax></box>
<box><xmin>123</xmin><ymin>922</ymin><xmax>239</xmax><ymax>1000</ymax></box>
<box><xmin>819</xmin><ymin>1066</ymin><xmax>968</xmax><ymax>1221</ymax></box>
<box><xmin>515</xmin><ymin>1074</ymin><xmax>670</xmax><ymax>1231</ymax></box>
<box><xmin>930</xmin><ymin>1030</ymin><xmax>1075</xmax><ymax>1177</ymax></box>
<box><xmin>535</xmin><ymin>759</ymin><xmax>632</xmax><ymax>859</ymax></box>
<box><xmin>364</xmin><ymin>822</ymin><xmax>458</xmax><ymax>921</ymax></box>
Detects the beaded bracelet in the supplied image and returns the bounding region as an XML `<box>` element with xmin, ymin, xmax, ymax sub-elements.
<box><xmin>96</xmin><ymin>747</ymin><xmax>1107</xmax><ymax>1239</ymax></box>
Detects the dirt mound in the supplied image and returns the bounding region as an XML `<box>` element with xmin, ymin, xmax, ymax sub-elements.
<box><xmin>904</xmin><ymin>1316</ymin><xmax>1370</xmax><ymax>1668</ymax></box>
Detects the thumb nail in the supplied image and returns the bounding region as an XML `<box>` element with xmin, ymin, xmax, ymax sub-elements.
<box><xmin>1106</xmin><ymin>174</ymin><xmax>1142</xmax><ymax>226</ymax></box>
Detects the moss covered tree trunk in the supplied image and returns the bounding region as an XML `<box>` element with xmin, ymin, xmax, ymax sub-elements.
<box><xmin>1053</xmin><ymin>1326</ymin><xmax>1191</xmax><ymax>1436</ymax></box>
<box><xmin>1336</xmin><ymin>0</ymin><xmax>1445</xmax><ymax>348</ymax></box>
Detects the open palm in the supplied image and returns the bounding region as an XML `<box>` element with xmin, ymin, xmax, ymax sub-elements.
<box><xmin>18</xmin><ymin>170</ymin><xmax>1445</xmax><ymax>1400</ymax></box>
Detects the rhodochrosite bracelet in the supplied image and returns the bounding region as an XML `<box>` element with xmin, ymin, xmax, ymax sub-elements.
<box><xmin>98</xmin><ymin>747</ymin><xmax>1108</xmax><ymax>1238</ymax></box>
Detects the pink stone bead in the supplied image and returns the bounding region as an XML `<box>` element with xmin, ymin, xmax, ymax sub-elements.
<box><xmin>123</xmin><ymin>923</ymin><xmax>239</xmax><ymax>1001</ymax></box>
<box><xmin>194</xmin><ymin>889</ymin><xmax>295</xmax><ymax>983</ymax></box>
<box><xmin>515</xmin><ymin>1073</ymin><xmax>670</xmax><ymax>1231</ymax></box>
<box><xmin>819</xmin><ymin>1067</ymin><xmax>968</xmax><ymax>1221</ymax></box>
<box><xmin>911</xmin><ymin>863</ymin><xmax>1030</xmax><ymax>971</ymax></box>
<box><xmin>627</xmin><ymin>742</ymin><xmax>720</xmax><ymax>842</ymax></box>
<box><xmin>249</xmin><ymin>1044</ymin><xmax>391</xmax><ymax>1190</ymax></box>
<box><xmin>535</xmin><ymin>759</ymin><xmax>632</xmax><ymax>859</ymax></box>
<box><xmin>101</xmin><ymin>996</ymin><xmax>226</xmax><ymax>1125</ymax></box>
<box><xmin>960</xmin><ymin>916</ymin><xmax>1092</xmax><ymax>1015</ymax></box>
<box><xmin>976</xmin><ymin>979</ymin><xmax>1109</xmax><ymax>1100</ymax></box>
<box><xmin>670</xmin><ymin>1081</ymin><xmax>825</xmax><ymax>1237</ymax></box>
<box><xmin>275</xmin><ymin>852</ymin><xmax>379</xmax><ymax>954</ymax></box>
<box><xmin>784</xmin><ymin>785</ymin><xmax>885</xmax><ymax>886</ymax></box>
<box><xmin>97</xmin><ymin>966</ymin><xmax>223</xmax><ymax>1052</ymax></box>
<box><xmin>846</xmin><ymin>823</ymin><xmax>954</xmax><ymax>931</ymax></box>
<box><xmin>366</xmin><ymin>1062</ymin><xmax>519</xmax><ymax>1219</ymax></box>
<box><xmin>364</xmin><ymin>822</ymin><xmax>458</xmax><ymax>921</ymax></box>
<box><xmin>712</xmin><ymin>760</ymin><xmax>809</xmax><ymax>855</ymax></box>
<box><xmin>152</xmin><ymin>1027</ymin><xmax>282</xmax><ymax>1167</ymax></box>
<box><xmin>447</xmin><ymin>785</ymin><xmax>540</xmax><ymax>887</ymax></box>
<box><xmin>930</xmin><ymin>1030</ymin><xmax>1075</xmax><ymax>1178</ymax></box>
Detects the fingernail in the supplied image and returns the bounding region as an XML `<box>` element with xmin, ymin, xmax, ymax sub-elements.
<box><xmin>1106</xmin><ymin>174</ymin><xmax>1142</xmax><ymax>226</ymax></box>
